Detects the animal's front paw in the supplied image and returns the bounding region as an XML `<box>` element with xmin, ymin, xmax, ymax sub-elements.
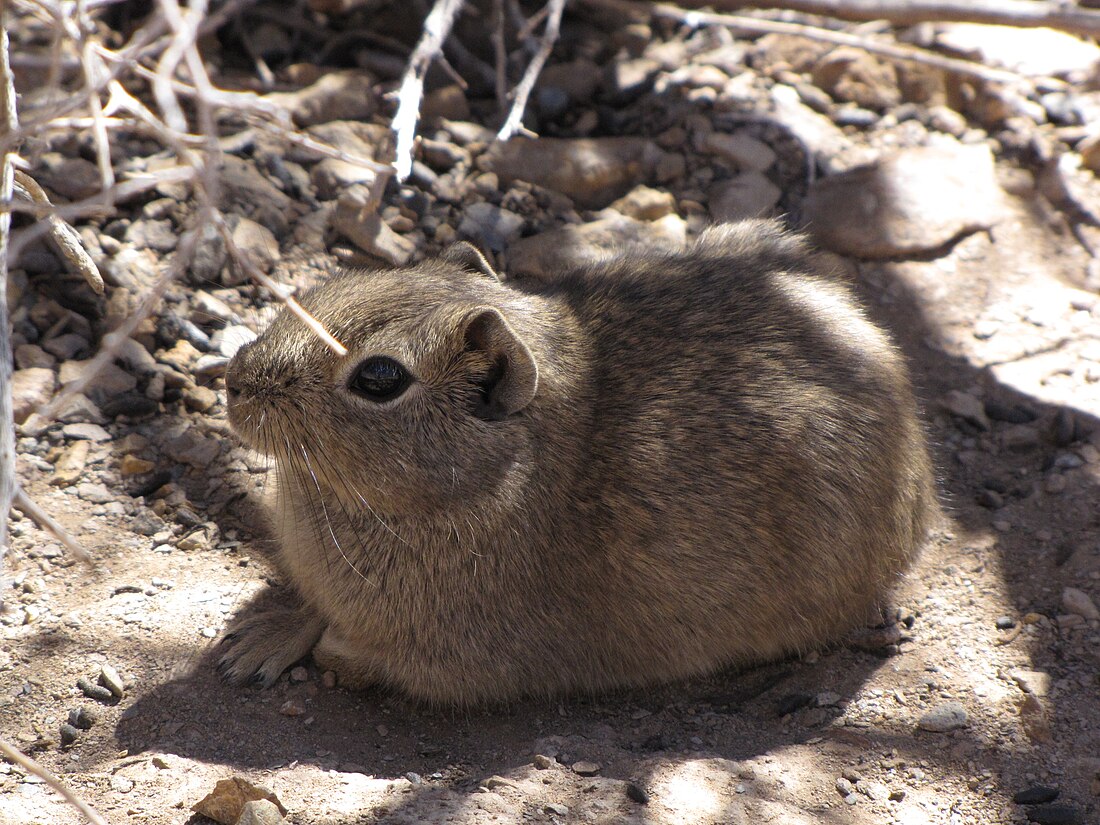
<box><xmin>218</xmin><ymin>604</ymin><xmax>326</xmax><ymax>687</ymax></box>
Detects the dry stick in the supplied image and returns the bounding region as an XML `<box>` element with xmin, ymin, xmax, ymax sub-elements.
<box><xmin>13</xmin><ymin>171</ymin><xmax>105</xmax><ymax>294</ymax></box>
<box><xmin>0</xmin><ymin>21</ymin><xmax>19</xmax><ymax>588</ymax></box>
<box><xmin>492</xmin><ymin>0</ymin><xmax>509</xmax><ymax>111</ymax></box>
<box><xmin>392</xmin><ymin>0</ymin><xmax>467</xmax><ymax>181</ymax></box>
<box><xmin>496</xmin><ymin>0</ymin><xmax>566</xmax><ymax>142</ymax></box>
<box><xmin>669</xmin><ymin>0</ymin><xmax>1100</xmax><ymax>40</ymax></box>
<box><xmin>12</xmin><ymin>488</ymin><xmax>93</xmax><ymax>565</ymax></box>
<box><xmin>612</xmin><ymin>0</ymin><xmax>1023</xmax><ymax>86</ymax></box>
<box><xmin>0</xmin><ymin>737</ymin><xmax>110</xmax><ymax>825</ymax></box>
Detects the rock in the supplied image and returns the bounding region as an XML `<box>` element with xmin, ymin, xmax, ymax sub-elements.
<box><xmin>768</xmin><ymin>84</ymin><xmax>851</xmax><ymax>173</ymax></box>
<box><xmin>538</xmin><ymin>59</ymin><xmax>601</xmax><ymax>106</ymax></box>
<box><xmin>182</xmin><ymin>385</ymin><xmax>218</xmax><ymax>413</ymax></box>
<box><xmin>422</xmin><ymin>84</ymin><xmax>469</xmax><ymax>121</ymax></box>
<box><xmin>60</xmin><ymin>360</ymin><xmax>138</xmax><ymax>404</ymax></box>
<box><xmin>702</xmin><ymin>132</ymin><xmax>777</xmax><ymax>171</ymax></box>
<box><xmin>936</xmin><ymin>24</ymin><xmax>1100</xmax><ymax>77</ymax></box>
<box><xmin>67</xmin><ymin>705</ymin><xmax>99</xmax><ymax>730</ymax></box>
<box><xmin>59</xmin><ymin>723</ymin><xmax>81</xmax><ymax>746</ymax></box>
<box><xmin>12</xmin><ymin>368</ymin><xmax>56</xmax><ymax>423</ymax></box>
<box><xmin>115</xmin><ymin>338</ymin><xmax>159</xmax><ymax>377</ymax></box>
<box><xmin>941</xmin><ymin>390</ymin><xmax>991</xmax><ymax>431</ymax></box>
<box><xmin>50</xmin><ymin>440</ymin><xmax>90</xmax><ymax>487</ymax></box>
<box><xmin>62</xmin><ymin>423</ymin><xmax>110</xmax><ymax>442</ymax></box>
<box><xmin>192</xmin><ymin>776</ymin><xmax>288</xmax><ymax>825</ymax></box>
<box><xmin>279</xmin><ymin>698</ymin><xmax>306</xmax><ymax>716</ymax></box>
<box><xmin>1026</xmin><ymin>804</ymin><xmax>1083</xmax><ymax>825</ymax></box>
<box><xmin>43</xmin><ymin>334</ymin><xmax>89</xmax><ymax>361</ymax></box>
<box><xmin>984</xmin><ymin>400</ymin><xmax>1037</xmax><ymax>424</ymax></box>
<box><xmin>237</xmin><ymin>799</ymin><xmax>286</xmax><ymax>825</ymax></box>
<box><xmin>120</xmin><ymin>455</ymin><xmax>155</xmax><ymax>475</ymax></box>
<box><xmin>917</xmin><ymin>702</ymin><xmax>968</xmax><ymax>732</ymax></box>
<box><xmin>124</xmin><ymin>219</ymin><xmax>178</xmax><ymax>253</ymax></box>
<box><xmin>333</xmin><ymin>185</ymin><xmax>416</xmax><ymax>266</ymax></box>
<box><xmin>1009</xmin><ymin>668</ymin><xmax>1052</xmax><ymax>696</ymax></box>
<box><xmin>1062</xmin><ymin>587</ymin><xmax>1100</xmax><ymax>620</ymax></box>
<box><xmin>212</xmin><ymin>325</ymin><xmax>257</xmax><ymax>359</ymax></box>
<box><xmin>805</xmin><ymin>144</ymin><xmax>1003</xmax><ymax>258</ymax></box>
<box><xmin>457</xmin><ymin>203</ymin><xmax>525</xmax><ymax>253</ymax></box>
<box><xmin>1014</xmin><ymin>787</ymin><xmax>1060</xmax><ymax>805</ymax></box>
<box><xmin>544</xmin><ymin>802</ymin><xmax>570</xmax><ymax>816</ymax></box>
<box><xmin>815</xmin><ymin>691</ymin><xmax>841</xmax><ymax>707</ymax></box>
<box><xmin>571</xmin><ymin>761</ymin><xmax>601</xmax><ymax>777</ymax></box>
<box><xmin>995</xmin><ymin>615</ymin><xmax>1016</xmax><ymax>630</ymax></box>
<box><xmin>228</xmin><ymin>218</ymin><xmax>280</xmax><ymax>285</ymax></box>
<box><xmin>220</xmin><ymin>155</ymin><xmax>293</xmax><ymax>237</ymax></box>
<box><xmin>777</xmin><ymin>693</ymin><xmax>814</xmax><ymax>715</ymax></box>
<box><xmin>1002</xmin><ymin>424</ymin><xmax>1041</xmax><ymax>450</ymax></box>
<box><xmin>708</xmin><ymin>172</ymin><xmax>782</xmax><ymax>221</ymax></box>
<box><xmin>604</xmin><ymin>57</ymin><xmax>660</xmax><ymax>102</ymax></box>
<box><xmin>812</xmin><ymin>48</ymin><xmax>900</xmax><ymax>110</ymax></box>
<box><xmin>533</xmin><ymin>754</ymin><xmax>554</xmax><ymax>769</ymax></box>
<box><xmin>97</xmin><ymin>665</ymin><xmax>124</xmax><ymax>699</ymax></box>
<box><xmin>267</xmin><ymin>69</ymin><xmax>376</xmax><ymax>127</ymax></box>
<box><xmin>609</xmin><ymin>186</ymin><xmax>677</xmax><ymax>220</ymax></box>
<box><xmin>38</xmin><ymin>156</ymin><xmax>103</xmax><ymax>200</ymax></box>
<box><xmin>1020</xmin><ymin>693</ymin><xmax>1052</xmax><ymax>743</ymax></box>
<box><xmin>15</xmin><ymin>344</ymin><xmax>54</xmax><ymax>369</ymax></box>
<box><xmin>189</xmin><ymin>222</ymin><xmax>229</xmax><ymax>284</ymax></box>
<box><xmin>626</xmin><ymin>783</ymin><xmax>649</xmax><ymax>804</ymax></box>
<box><xmin>55</xmin><ymin>393</ymin><xmax>106</xmax><ymax>424</ymax></box>
<box><xmin>480</xmin><ymin>137</ymin><xmax>665</xmax><ymax>209</ymax></box>
<box><xmin>311</xmin><ymin>158</ymin><xmax>378</xmax><ymax>201</ymax></box>
<box><xmin>508</xmin><ymin>214</ymin><xmax>685</xmax><ymax>280</ymax></box>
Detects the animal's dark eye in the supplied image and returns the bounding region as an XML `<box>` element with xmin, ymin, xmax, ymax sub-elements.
<box><xmin>349</xmin><ymin>356</ymin><xmax>410</xmax><ymax>401</ymax></box>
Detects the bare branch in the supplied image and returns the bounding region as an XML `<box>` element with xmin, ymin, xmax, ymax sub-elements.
<box><xmin>13</xmin><ymin>487</ymin><xmax>93</xmax><ymax>566</ymax></box>
<box><xmin>496</xmin><ymin>0</ymin><xmax>566</xmax><ymax>142</ymax></box>
<box><xmin>0</xmin><ymin>737</ymin><xmax>109</xmax><ymax>825</ymax></box>
<box><xmin>392</xmin><ymin>0</ymin><xmax>467</xmax><ymax>181</ymax></box>
<box><xmin>0</xmin><ymin>15</ymin><xmax>19</xmax><ymax>595</ymax></box>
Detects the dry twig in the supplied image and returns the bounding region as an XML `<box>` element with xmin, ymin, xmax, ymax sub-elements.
<box><xmin>0</xmin><ymin>737</ymin><xmax>110</xmax><ymax>825</ymax></box>
<box><xmin>497</xmin><ymin>0</ymin><xmax>567</xmax><ymax>141</ymax></box>
<box><xmin>1</xmin><ymin>15</ymin><xmax>19</xmax><ymax>581</ymax></box>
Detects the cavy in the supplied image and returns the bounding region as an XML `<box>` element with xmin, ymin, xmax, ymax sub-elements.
<box><xmin>219</xmin><ymin>220</ymin><xmax>937</xmax><ymax>704</ymax></box>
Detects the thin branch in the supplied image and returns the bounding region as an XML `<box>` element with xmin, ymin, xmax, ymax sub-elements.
<box><xmin>496</xmin><ymin>0</ymin><xmax>566</xmax><ymax>142</ymax></box>
<box><xmin>668</xmin><ymin>0</ymin><xmax>1100</xmax><ymax>40</ymax></box>
<box><xmin>0</xmin><ymin>738</ymin><xmax>109</xmax><ymax>825</ymax></box>
<box><xmin>13</xmin><ymin>487</ymin><xmax>93</xmax><ymax>566</ymax></box>
<box><xmin>392</xmin><ymin>0</ymin><xmax>467</xmax><ymax>181</ymax></box>
<box><xmin>584</xmin><ymin>0</ymin><xmax>1022</xmax><ymax>86</ymax></box>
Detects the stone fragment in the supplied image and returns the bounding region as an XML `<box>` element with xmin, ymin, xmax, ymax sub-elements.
<box><xmin>182</xmin><ymin>385</ymin><xmax>218</xmax><ymax>413</ymax></box>
<box><xmin>916</xmin><ymin>702</ymin><xmax>968</xmax><ymax>732</ymax></box>
<box><xmin>812</xmin><ymin>48</ymin><xmax>900</xmax><ymax>110</ymax></box>
<box><xmin>311</xmin><ymin>158</ymin><xmax>378</xmax><ymax>201</ymax></box>
<box><xmin>422</xmin><ymin>84</ymin><xmax>470</xmax><ymax>121</ymax></box>
<box><xmin>98</xmin><ymin>664</ymin><xmax>125</xmax><ymax>698</ymax></box>
<box><xmin>1025</xmin><ymin>804</ymin><xmax>1083</xmax><ymax>825</ymax></box>
<box><xmin>941</xmin><ymin>390</ymin><xmax>991</xmax><ymax>431</ymax></box>
<box><xmin>237</xmin><ymin>799</ymin><xmax>286</xmax><ymax>825</ymax></box>
<box><xmin>228</xmin><ymin>218</ymin><xmax>280</xmax><ymax>285</ymax></box>
<box><xmin>1062</xmin><ymin>587</ymin><xmax>1100</xmax><ymax>620</ymax></box>
<box><xmin>457</xmin><ymin>203</ymin><xmax>525</xmax><ymax>252</ymax></box>
<box><xmin>120</xmin><ymin>455</ymin><xmax>155</xmax><ymax>475</ymax></box>
<box><xmin>702</xmin><ymin>132</ymin><xmax>777</xmax><ymax>171</ymax></box>
<box><xmin>508</xmin><ymin>214</ymin><xmax>685</xmax><ymax>280</ymax></box>
<box><xmin>192</xmin><ymin>776</ymin><xmax>287</xmax><ymax>825</ymax></box>
<box><xmin>480</xmin><ymin>137</ymin><xmax>665</xmax><ymax>209</ymax></box>
<box><xmin>1019</xmin><ymin>693</ymin><xmax>1052</xmax><ymax>743</ymax></box>
<box><xmin>15</xmin><ymin>344</ymin><xmax>54</xmax><ymax>369</ymax></box>
<box><xmin>804</xmin><ymin>144</ymin><xmax>1004</xmax><ymax>258</ymax></box>
<box><xmin>333</xmin><ymin>186</ymin><xmax>415</xmax><ymax>266</ymax></box>
<box><xmin>12</xmin><ymin>368</ymin><xmax>56</xmax><ymax>423</ymax></box>
<box><xmin>609</xmin><ymin>186</ymin><xmax>677</xmax><ymax>220</ymax></box>
<box><xmin>571</xmin><ymin>761</ymin><xmax>601</xmax><ymax>777</ymax></box>
<box><xmin>267</xmin><ymin>69</ymin><xmax>376</xmax><ymax>127</ymax></box>
<box><xmin>62</xmin><ymin>423</ymin><xmax>110</xmax><ymax>442</ymax></box>
<box><xmin>1014</xmin><ymin>787</ymin><xmax>1060</xmax><ymax>805</ymax></box>
<box><xmin>38</xmin><ymin>156</ymin><xmax>103</xmax><ymax>200</ymax></box>
<box><xmin>43</xmin><ymin>334</ymin><xmax>88</xmax><ymax>360</ymax></box>
<box><xmin>708</xmin><ymin>172</ymin><xmax>782</xmax><ymax>221</ymax></box>
<box><xmin>158</xmin><ymin>340</ymin><xmax>201</xmax><ymax>372</ymax></box>
<box><xmin>124</xmin><ymin>219</ymin><xmax>178</xmax><ymax>253</ymax></box>
<box><xmin>51</xmin><ymin>440</ymin><xmax>90</xmax><ymax>486</ymax></box>
<box><xmin>768</xmin><ymin>85</ymin><xmax>851</xmax><ymax>173</ymax></box>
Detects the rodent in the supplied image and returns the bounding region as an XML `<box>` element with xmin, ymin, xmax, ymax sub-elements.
<box><xmin>218</xmin><ymin>219</ymin><xmax>937</xmax><ymax>705</ymax></box>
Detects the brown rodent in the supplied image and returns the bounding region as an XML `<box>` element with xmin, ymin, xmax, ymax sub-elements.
<box><xmin>219</xmin><ymin>220</ymin><xmax>937</xmax><ymax>704</ymax></box>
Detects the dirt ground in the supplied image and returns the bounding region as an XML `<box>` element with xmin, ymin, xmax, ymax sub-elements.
<box><xmin>3</xmin><ymin>4</ymin><xmax>1100</xmax><ymax>825</ymax></box>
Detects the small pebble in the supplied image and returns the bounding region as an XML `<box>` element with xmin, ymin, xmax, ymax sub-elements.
<box><xmin>59</xmin><ymin>723</ymin><xmax>81</xmax><ymax>746</ymax></box>
<box><xmin>626</xmin><ymin>783</ymin><xmax>649</xmax><ymax>804</ymax></box>
<box><xmin>67</xmin><ymin>706</ymin><xmax>99</xmax><ymax>730</ymax></box>
<box><xmin>321</xmin><ymin>670</ymin><xmax>337</xmax><ymax>688</ymax></box>
<box><xmin>544</xmin><ymin>803</ymin><xmax>569</xmax><ymax>816</ymax></box>
<box><xmin>289</xmin><ymin>666</ymin><xmax>309</xmax><ymax>683</ymax></box>
<box><xmin>996</xmin><ymin>615</ymin><xmax>1017</xmax><ymax>630</ymax></box>
<box><xmin>571</xmin><ymin>761</ymin><xmax>601</xmax><ymax>777</ymax></box>
<box><xmin>533</xmin><ymin>754</ymin><xmax>554</xmax><ymax>769</ymax></box>
<box><xmin>1014</xmin><ymin>786</ymin><xmax>1060</xmax><ymax>805</ymax></box>
<box><xmin>279</xmin><ymin>698</ymin><xmax>306</xmax><ymax>716</ymax></box>
<box><xmin>98</xmin><ymin>664</ymin><xmax>125</xmax><ymax>698</ymax></box>
<box><xmin>1026</xmin><ymin>803</ymin><xmax>1082</xmax><ymax>825</ymax></box>
<box><xmin>917</xmin><ymin>702</ymin><xmax>968</xmax><ymax>732</ymax></box>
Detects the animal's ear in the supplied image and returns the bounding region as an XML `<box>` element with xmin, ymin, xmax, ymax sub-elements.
<box><xmin>440</xmin><ymin>242</ymin><xmax>502</xmax><ymax>281</ymax></box>
<box><xmin>461</xmin><ymin>307</ymin><xmax>538</xmax><ymax>420</ymax></box>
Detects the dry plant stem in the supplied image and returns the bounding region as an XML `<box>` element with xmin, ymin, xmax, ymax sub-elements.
<box><xmin>13</xmin><ymin>487</ymin><xmax>93</xmax><ymax>565</ymax></box>
<box><xmin>497</xmin><ymin>0</ymin><xmax>566</xmax><ymax>141</ymax></box>
<box><xmin>0</xmin><ymin>737</ymin><xmax>110</xmax><ymax>825</ymax></box>
<box><xmin>12</xmin><ymin>171</ymin><xmax>104</xmax><ymax>294</ymax></box>
<box><xmin>392</xmin><ymin>0</ymin><xmax>467</xmax><ymax>181</ymax></box>
<box><xmin>217</xmin><ymin>216</ymin><xmax>349</xmax><ymax>357</ymax></box>
<box><xmin>623</xmin><ymin>0</ymin><xmax>1022</xmax><ymax>86</ymax></box>
<box><xmin>0</xmin><ymin>22</ymin><xmax>18</xmax><ymax>577</ymax></box>
<box><xmin>671</xmin><ymin>0</ymin><xmax>1100</xmax><ymax>39</ymax></box>
<box><xmin>492</xmin><ymin>0</ymin><xmax>509</xmax><ymax>110</ymax></box>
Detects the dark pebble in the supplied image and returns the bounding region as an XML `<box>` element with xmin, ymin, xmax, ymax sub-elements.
<box><xmin>112</xmin><ymin>584</ymin><xmax>144</xmax><ymax>596</ymax></box>
<box><xmin>1053</xmin><ymin>409</ymin><xmax>1077</xmax><ymax>446</ymax></box>
<box><xmin>160</xmin><ymin>314</ymin><xmax>212</xmax><ymax>351</ymax></box>
<box><xmin>626</xmin><ymin>783</ymin><xmax>650</xmax><ymax>804</ymax></box>
<box><xmin>59</xmin><ymin>723</ymin><xmax>81</xmax><ymax>746</ymax></box>
<box><xmin>776</xmin><ymin>693</ymin><xmax>814</xmax><ymax>716</ymax></box>
<box><xmin>984</xmin><ymin>401</ymin><xmax>1038</xmax><ymax>424</ymax></box>
<box><xmin>1026</xmin><ymin>803</ymin><xmax>1081</xmax><ymax>825</ymax></box>
<box><xmin>100</xmin><ymin>393</ymin><xmax>159</xmax><ymax>419</ymax></box>
<box><xmin>982</xmin><ymin>477</ymin><xmax>1010</xmax><ymax>494</ymax></box>
<box><xmin>976</xmin><ymin>489</ymin><xmax>1004</xmax><ymax>510</ymax></box>
<box><xmin>1014</xmin><ymin>786</ymin><xmax>1060</xmax><ymax>805</ymax></box>
<box><xmin>129</xmin><ymin>471</ymin><xmax>173</xmax><ymax>499</ymax></box>
<box><xmin>68</xmin><ymin>706</ymin><xmax>99</xmax><ymax>730</ymax></box>
<box><xmin>77</xmin><ymin>677</ymin><xmax>115</xmax><ymax>703</ymax></box>
<box><xmin>996</xmin><ymin>616</ymin><xmax>1017</xmax><ymax>630</ymax></box>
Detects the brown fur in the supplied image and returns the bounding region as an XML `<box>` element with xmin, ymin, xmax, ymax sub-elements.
<box><xmin>219</xmin><ymin>220</ymin><xmax>937</xmax><ymax>704</ymax></box>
